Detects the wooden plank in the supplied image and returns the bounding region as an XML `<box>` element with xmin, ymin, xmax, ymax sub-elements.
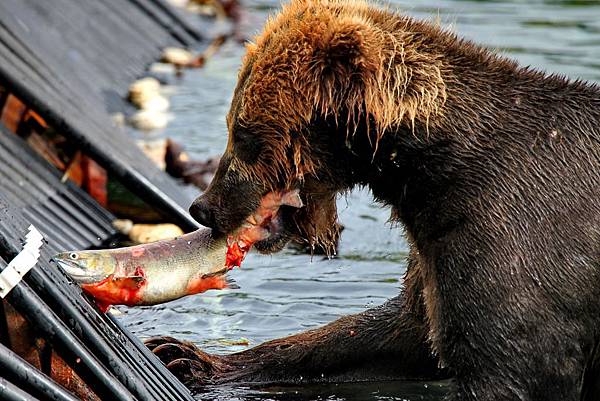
<box><xmin>82</xmin><ymin>155</ymin><xmax>108</xmax><ymax>207</ymax></box>
<box><xmin>24</xmin><ymin>110</ymin><xmax>48</xmax><ymax>129</ymax></box>
<box><xmin>0</xmin><ymin>94</ymin><xmax>26</xmax><ymax>133</ymax></box>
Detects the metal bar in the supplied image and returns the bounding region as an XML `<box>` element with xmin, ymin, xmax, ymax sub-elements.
<box><xmin>0</xmin><ymin>130</ymin><xmax>115</xmax><ymax>241</ymax></box>
<box><xmin>2</xmin><ymin>281</ymin><xmax>137</xmax><ymax>401</ymax></box>
<box><xmin>150</xmin><ymin>0</ymin><xmax>203</xmax><ymax>41</ymax></box>
<box><xmin>0</xmin><ymin>377</ymin><xmax>41</xmax><ymax>401</ymax></box>
<box><xmin>0</xmin><ymin>342</ymin><xmax>79</xmax><ymax>401</ymax></box>
<box><xmin>0</xmin><ymin>135</ymin><xmax>110</xmax><ymax>241</ymax></box>
<box><xmin>128</xmin><ymin>0</ymin><xmax>198</xmax><ymax>45</ymax></box>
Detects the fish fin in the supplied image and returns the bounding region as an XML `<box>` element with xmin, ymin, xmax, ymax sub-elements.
<box><xmin>112</xmin><ymin>275</ymin><xmax>146</xmax><ymax>289</ymax></box>
<box><xmin>187</xmin><ymin>273</ymin><xmax>237</xmax><ymax>294</ymax></box>
<box><xmin>200</xmin><ymin>268</ymin><xmax>228</xmax><ymax>279</ymax></box>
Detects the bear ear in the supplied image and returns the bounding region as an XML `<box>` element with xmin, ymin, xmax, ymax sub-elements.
<box><xmin>313</xmin><ymin>19</ymin><xmax>378</xmax><ymax>78</ymax></box>
<box><xmin>308</xmin><ymin>19</ymin><xmax>379</xmax><ymax>115</ymax></box>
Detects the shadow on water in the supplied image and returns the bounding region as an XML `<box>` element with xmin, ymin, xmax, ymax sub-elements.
<box><xmin>119</xmin><ymin>0</ymin><xmax>600</xmax><ymax>399</ymax></box>
<box><xmin>198</xmin><ymin>381</ymin><xmax>451</xmax><ymax>401</ymax></box>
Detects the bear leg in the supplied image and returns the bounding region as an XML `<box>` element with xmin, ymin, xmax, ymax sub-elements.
<box><xmin>147</xmin><ymin>252</ymin><xmax>448</xmax><ymax>389</ymax></box>
<box><xmin>148</xmin><ymin>292</ymin><xmax>445</xmax><ymax>388</ymax></box>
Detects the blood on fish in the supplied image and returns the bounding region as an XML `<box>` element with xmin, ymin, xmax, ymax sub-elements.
<box><xmin>80</xmin><ymin>268</ymin><xmax>146</xmax><ymax>312</ymax></box>
<box><xmin>224</xmin><ymin>189</ymin><xmax>302</xmax><ymax>269</ymax></box>
<box><xmin>225</xmin><ymin>239</ymin><xmax>249</xmax><ymax>269</ymax></box>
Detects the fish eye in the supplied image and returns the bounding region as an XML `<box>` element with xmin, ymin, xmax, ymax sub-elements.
<box><xmin>69</xmin><ymin>253</ymin><xmax>79</xmax><ymax>260</ymax></box>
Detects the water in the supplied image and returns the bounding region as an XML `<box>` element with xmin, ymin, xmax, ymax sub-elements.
<box><xmin>119</xmin><ymin>1</ymin><xmax>600</xmax><ymax>399</ymax></box>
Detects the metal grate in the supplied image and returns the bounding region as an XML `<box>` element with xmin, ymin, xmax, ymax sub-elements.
<box><xmin>0</xmin><ymin>128</ymin><xmax>195</xmax><ymax>400</ymax></box>
<box><xmin>0</xmin><ymin>0</ymin><xmax>202</xmax><ymax>231</ymax></box>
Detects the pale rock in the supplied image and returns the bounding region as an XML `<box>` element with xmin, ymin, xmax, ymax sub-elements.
<box><xmin>128</xmin><ymin>224</ymin><xmax>184</xmax><ymax>244</ymax></box>
<box><xmin>161</xmin><ymin>47</ymin><xmax>195</xmax><ymax>66</ymax></box>
<box><xmin>138</xmin><ymin>95</ymin><xmax>170</xmax><ymax>112</ymax></box>
<box><xmin>136</xmin><ymin>139</ymin><xmax>168</xmax><ymax>170</ymax></box>
<box><xmin>129</xmin><ymin>110</ymin><xmax>172</xmax><ymax>131</ymax></box>
<box><xmin>112</xmin><ymin>219</ymin><xmax>134</xmax><ymax>235</ymax></box>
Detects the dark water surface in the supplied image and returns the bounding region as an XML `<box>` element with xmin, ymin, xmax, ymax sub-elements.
<box><xmin>119</xmin><ymin>1</ymin><xmax>600</xmax><ymax>399</ymax></box>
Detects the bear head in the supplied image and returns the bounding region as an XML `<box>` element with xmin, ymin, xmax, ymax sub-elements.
<box><xmin>189</xmin><ymin>0</ymin><xmax>447</xmax><ymax>254</ymax></box>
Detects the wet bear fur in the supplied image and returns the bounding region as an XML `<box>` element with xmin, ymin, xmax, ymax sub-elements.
<box><xmin>151</xmin><ymin>1</ymin><xmax>600</xmax><ymax>400</ymax></box>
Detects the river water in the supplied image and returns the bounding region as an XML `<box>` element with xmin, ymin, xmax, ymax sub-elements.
<box><xmin>119</xmin><ymin>1</ymin><xmax>600</xmax><ymax>400</ymax></box>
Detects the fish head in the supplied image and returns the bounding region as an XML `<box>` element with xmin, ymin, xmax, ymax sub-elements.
<box><xmin>52</xmin><ymin>250</ymin><xmax>117</xmax><ymax>285</ymax></box>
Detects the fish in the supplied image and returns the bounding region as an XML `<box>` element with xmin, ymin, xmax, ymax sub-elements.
<box><xmin>53</xmin><ymin>228</ymin><xmax>233</xmax><ymax>312</ymax></box>
<box><xmin>52</xmin><ymin>189</ymin><xmax>303</xmax><ymax>312</ymax></box>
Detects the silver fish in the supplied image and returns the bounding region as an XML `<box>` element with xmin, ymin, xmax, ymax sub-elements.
<box><xmin>53</xmin><ymin>189</ymin><xmax>304</xmax><ymax>312</ymax></box>
<box><xmin>53</xmin><ymin>229</ymin><xmax>232</xmax><ymax>311</ymax></box>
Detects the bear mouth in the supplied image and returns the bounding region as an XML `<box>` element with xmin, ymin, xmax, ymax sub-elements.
<box><xmin>227</xmin><ymin>189</ymin><xmax>303</xmax><ymax>259</ymax></box>
<box><xmin>253</xmin><ymin>205</ymin><xmax>296</xmax><ymax>253</ymax></box>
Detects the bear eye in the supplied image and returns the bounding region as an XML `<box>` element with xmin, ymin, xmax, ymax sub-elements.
<box><xmin>232</xmin><ymin>124</ymin><xmax>253</xmax><ymax>143</ymax></box>
<box><xmin>69</xmin><ymin>252</ymin><xmax>79</xmax><ymax>260</ymax></box>
<box><xmin>232</xmin><ymin>125</ymin><xmax>263</xmax><ymax>164</ymax></box>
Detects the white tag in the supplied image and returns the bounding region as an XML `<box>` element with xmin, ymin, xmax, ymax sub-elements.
<box><xmin>0</xmin><ymin>225</ymin><xmax>44</xmax><ymax>298</ymax></box>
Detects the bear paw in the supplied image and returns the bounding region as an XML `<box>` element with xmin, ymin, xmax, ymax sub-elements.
<box><xmin>145</xmin><ymin>336</ymin><xmax>228</xmax><ymax>387</ymax></box>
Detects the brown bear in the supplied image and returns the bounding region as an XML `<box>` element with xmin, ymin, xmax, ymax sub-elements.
<box><xmin>146</xmin><ymin>0</ymin><xmax>600</xmax><ymax>400</ymax></box>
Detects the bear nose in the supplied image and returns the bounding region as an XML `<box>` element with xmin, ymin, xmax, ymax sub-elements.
<box><xmin>189</xmin><ymin>198</ymin><xmax>217</xmax><ymax>229</ymax></box>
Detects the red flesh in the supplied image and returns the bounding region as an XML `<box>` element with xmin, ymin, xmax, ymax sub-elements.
<box><xmin>81</xmin><ymin>268</ymin><xmax>146</xmax><ymax>312</ymax></box>
<box><xmin>224</xmin><ymin>191</ymin><xmax>285</xmax><ymax>269</ymax></box>
<box><xmin>225</xmin><ymin>240</ymin><xmax>248</xmax><ymax>269</ymax></box>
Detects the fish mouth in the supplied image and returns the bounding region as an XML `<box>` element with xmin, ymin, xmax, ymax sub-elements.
<box><xmin>51</xmin><ymin>258</ymin><xmax>111</xmax><ymax>285</ymax></box>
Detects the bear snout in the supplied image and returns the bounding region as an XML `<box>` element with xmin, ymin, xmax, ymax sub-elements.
<box><xmin>189</xmin><ymin>196</ymin><xmax>218</xmax><ymax>230</ymax></box>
